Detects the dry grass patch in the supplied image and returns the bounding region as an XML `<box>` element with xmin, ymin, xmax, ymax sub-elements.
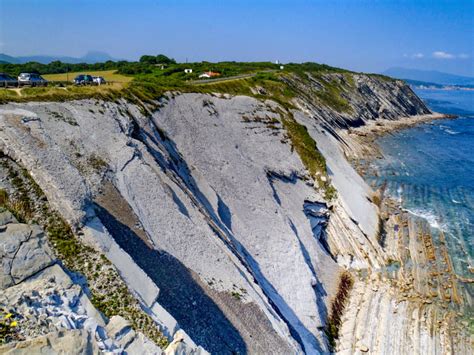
<box><xmin>43</xmin><ymin>70</ymin><xmax>133</xmax><ymax>83</ymax></box>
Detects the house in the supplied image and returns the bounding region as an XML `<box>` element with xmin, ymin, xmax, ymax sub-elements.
<box><xmin>198</xmin><ymin>71</ymin><xmax>221</xmax><ymax>79</ymax></box>
<box><xmin>184</xmin><ymin>68</ymin><xmax>193</xmax><ymax>74</ymax></box>
<box><xmin>154</xmin><ymin>64</ymin><xmax>167</xmax><ymax>70</ymax></box>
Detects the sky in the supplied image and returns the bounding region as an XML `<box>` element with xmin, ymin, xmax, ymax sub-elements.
<box><xmin>1</xmin><ymin>0</ymin><xmax>473</xmax><ymax>76</ymax></box>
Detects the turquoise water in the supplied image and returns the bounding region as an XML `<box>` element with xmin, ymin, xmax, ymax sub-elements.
<box><xmin>367</xmin><ymin>89</ymin><xmax>474</xmax><ymax>281</ymax></box>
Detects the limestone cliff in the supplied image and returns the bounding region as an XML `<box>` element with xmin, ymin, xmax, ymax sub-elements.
<box><xmin>0</xmin><ymin>71</ymin><xmax>470</xmax><ymax>354</ymax></box>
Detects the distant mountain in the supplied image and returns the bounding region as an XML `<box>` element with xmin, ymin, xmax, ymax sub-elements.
<box><xmin>0</xmin><ymin>53</ymin><xmax>20</xmax><ymax>64</ymax></box>
<box><xmin>403</xmin><ymin>79</ymin><xmax>474</xmax><ymax>90</ymax></box>
<box><xmin>383</xmin><ymin>67</ymin><xmax>474</xmax><ymax>86</ymax></box>
<box><xmin>0</xmin><ymin>51</ymin><xmax>119</xmax><ymax>64</ymax></box>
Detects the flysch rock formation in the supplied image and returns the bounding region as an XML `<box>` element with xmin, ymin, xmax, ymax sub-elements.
<box><xmin>0</xmin><ymin>72</ymin><xmax>471</xmax><ymax>354</ymax></box>
<box><xmin>288</xmin><ymin>74</ymin><xmax>471</xmax><ymax>354</ymax></box>
<box><xmin>0</xmin><ymin>210</ymin><xmax>169</xmax><ymax>354</ymax></box>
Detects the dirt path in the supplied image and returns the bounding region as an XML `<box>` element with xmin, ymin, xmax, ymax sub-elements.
<box><xmin>9</xmin><ymin>88</ymin><xmax>23</xmax><ymax>96</ymax></box>
<box><xmin>191</xmin><ymin>69</ymin><xmax>277</xmax><ymax>85</ymax></box>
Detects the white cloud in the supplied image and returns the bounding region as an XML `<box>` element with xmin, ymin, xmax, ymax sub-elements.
<box><xmin>403</xmin><ymin>53</ymin><xmax>424</xmax><ymax>59</ymax></box>
<box><xmin>432</xmin><ymin>51</ymin><xmax>455</xmax><ymax>59</ymax></box>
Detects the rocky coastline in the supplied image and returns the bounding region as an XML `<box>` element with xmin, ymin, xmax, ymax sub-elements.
<box><xmin>326</xmin><ymin>113</ymin><xmax>473</xmax><ymax>354</ymax></box>
<box><xmin>0</xmin><ymin>71</ymin><xmax>472</xmax><ymax>354</ymax></box>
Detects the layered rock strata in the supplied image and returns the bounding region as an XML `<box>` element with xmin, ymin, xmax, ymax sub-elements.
<box><xmin>0</xmin><ymin>72</ymin><xmax>471</xmax><ymax>354</ymax></box>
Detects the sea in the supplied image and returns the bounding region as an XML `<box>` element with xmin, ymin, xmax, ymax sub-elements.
<box><xmin>365</xmin><ymin>88</ymin><xmax>474</xmax><ymax>286</ymax></box>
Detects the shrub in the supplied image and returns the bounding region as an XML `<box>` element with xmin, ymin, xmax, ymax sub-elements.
<box><xmin>325</xmin><ymin>271</ymin><xmax>354</xmax><ymax>350</ymax></box>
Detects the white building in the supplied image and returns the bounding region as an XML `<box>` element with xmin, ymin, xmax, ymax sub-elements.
<box><xmin>184</xmin><ymin>69</ymin><xmax>193</xmax><ymax>74</ymax></box>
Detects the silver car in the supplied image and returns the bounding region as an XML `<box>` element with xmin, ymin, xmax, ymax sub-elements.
<box><xmin>0</xmin><ymin>73</ymin><xmax>18</xmax><ymax>87</ymax></box>
<box><xmin>18</xmin><ymin>73</ymin><xmax>48</xmax><ymax>87</ymax></box>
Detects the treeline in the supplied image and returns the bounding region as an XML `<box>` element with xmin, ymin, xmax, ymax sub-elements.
<box><xmin>0</xmin><ymin>60</ymin><xmax>151</xmax><ymax>76</ymax></box>
<box><xmin>0</xmin><ymin>54</ymin><xmax>176</xmax><ymax>76</ymax></box>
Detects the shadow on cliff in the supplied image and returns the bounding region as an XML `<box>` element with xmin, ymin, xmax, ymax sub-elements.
<box><xmin>94</xmin><ymin>204</ymin><xmax>247</xmax><ymax>354</ymax></box>
<box><xmin>135</xmin><ymin>116</ymin><xmax>327</xmax><ymax>352</ymax></box>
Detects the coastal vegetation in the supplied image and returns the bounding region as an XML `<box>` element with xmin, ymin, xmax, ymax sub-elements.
<box><xmin>281</xmin><ymin>113</ymin><xmax>337</xmax><ymax>200</ymax></box>
<box><xmin>0</xmin><ymin>57</ymin><xmax>392</xmax><ymax>112</ymax></box>
<box><xmin>325</xmin><ymin>271</ymin><xmax>354</xmax><ymax>350</ymax></box>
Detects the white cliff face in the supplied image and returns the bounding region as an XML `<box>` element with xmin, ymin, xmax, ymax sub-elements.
<box><xmin>152</xmin><ymin>94</ymin><xmax>340</xmax><ymax>353</ymax></box>
<box><xmin>1</xmin><ymin>97</ymin><xmax>333</xmax><ymax>353</ymax></box>
<box><xmin>292</xmin><ymin>110</ymin><xmax>385</xmax><ymax>269</ymax></box>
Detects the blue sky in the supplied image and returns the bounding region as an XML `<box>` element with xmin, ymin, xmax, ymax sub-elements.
<box><xmin>1</xmin><ymin>0</ymin><xmax>473</xmax><ymax>76</ymax></box>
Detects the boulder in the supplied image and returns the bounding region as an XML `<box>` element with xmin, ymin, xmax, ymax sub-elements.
<box><xmin>106</xmin><ymin>315</ymin><xmax>132</xmax><ymax>340</ymax></box>
<box><xmin>124</xmin><ymin>332</ymin><xmax>163</xmax><ymax>355</ymax></box>
<box><xmin>0</xmin><ymin>329</ymin><xmax>99</xmax><ymax>354</ymax></box>
<box><xmin>165</xmin><ymin>330</ymin><xmax>209</xmax><ymax>355</ymax></box>
<box><xmin>0</xmin><ymin>210</ymin><xmax>17</xmax><ymax>225</ymax></box>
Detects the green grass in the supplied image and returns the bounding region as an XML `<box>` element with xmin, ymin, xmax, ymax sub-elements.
<box><xmin>281</xmin><ymin>114</ymin><xmax>337</xmax><ymax>200</ymax></box>
<box><xmin>313</xmin><ymin>76</ymin><xmax>352</xmax><ymax>113</ymax></box>
<box><xmin>0</xmin><ymin>89</ymin><xmax>20</xmax><ymax>102</ymax></box>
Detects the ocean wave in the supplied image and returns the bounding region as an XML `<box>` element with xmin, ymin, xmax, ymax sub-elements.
<box><xmin>444</xmin><ymin>128</ymin><xmax>460</xmax><ymax>135</ymax></box>
<box><xmin>403</xmin><ymin>207</ymin><xmax>447</xmax><ymax>231</ymax></box>
<box><xmin>396</xmin><ymin>186</ymin><xmax>403</xmax><ymax>203</ymax></box>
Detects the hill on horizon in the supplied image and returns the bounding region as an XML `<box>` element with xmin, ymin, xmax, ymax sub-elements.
<box><xmin>0</xmin><ymin>51</ymin><xmax>119</xmax><ymax>64</ymax></box>
<box><xmin>383</xmin><ymin>67</ymin><xmax>474</xmax><ymax>86</ymax></box>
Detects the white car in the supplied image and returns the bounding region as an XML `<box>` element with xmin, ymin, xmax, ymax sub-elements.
<box><xmin>93</xmin><ymin>76</ymin><xmax>106</xmax><ymax>85</ymax></box>
<box><xmin>18</xmin><ymin>73</ymin><xmax>48</xmax><ymax>87</ymax></box>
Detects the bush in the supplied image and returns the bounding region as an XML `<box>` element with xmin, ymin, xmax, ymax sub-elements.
<box><xmin>325</xmin><ymin>271</ymin><xmax>354</xmax><ymax>350</ymax></box>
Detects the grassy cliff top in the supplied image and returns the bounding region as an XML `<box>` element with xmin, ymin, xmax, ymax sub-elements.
<box><xmin>0</xmin><ymin>60</ymin><xmax>395</xmax><ymax>109</ymax></box>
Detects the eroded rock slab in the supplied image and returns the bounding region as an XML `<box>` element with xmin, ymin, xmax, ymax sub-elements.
<box><xmin>0</xmin><ymin>329</ymin><xmax>99</xmax><ymax>354</ymax></box>
<box><xmin>0</xmin><ymin>222</ymin><xmax>54</xmax><ymax>289</ymax></box>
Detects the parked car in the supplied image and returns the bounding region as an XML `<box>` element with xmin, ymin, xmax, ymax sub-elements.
<box><xmin>93</xmin><ymin>76</ymin><xmax>106</xmax><ymax>85</ymax></box>
<box><xmin>73</xmin><ymin>74</ymin><xmax>95</xmax><ymax>85</ymax></box>
<box><xmin>18</xmin><ymin>73</ymin><xmax>48</xmax><ymax>87</ymax></box>
<box><xmin>0</xmin><ymin>73</ymin><xmax>19</xmax><ymax>87</ymax></box>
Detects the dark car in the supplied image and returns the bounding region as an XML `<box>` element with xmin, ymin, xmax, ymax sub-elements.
<box><xmin>18</xmin><ymin>73</ymin><xmax>48</xmax><ymax>87</ymax></box>
<box><xmin>73</xmin><ymin>74</ymin><xmax>95</xmax><ymax>85</ymax></box>
<box><xmin>0</xmin><ymin>73</ymin><xmax>19</xmax><ymax>87</ymax></box>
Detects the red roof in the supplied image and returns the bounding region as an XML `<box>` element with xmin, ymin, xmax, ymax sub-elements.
<box><xmin>205</xmin><ymin>71</ymin><xmax>221</xmax><ymax>77</ymax></box>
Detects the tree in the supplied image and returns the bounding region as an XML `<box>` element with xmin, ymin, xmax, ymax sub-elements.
<box><xmin>139</xmin><ymin>55</ymin><xmax>157</xmax><ymax>64</ymax></box>
<box><xmin>155</xmin><ymin>54</ymin><xmax>176</xmax><ymax>64</ymax></box>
